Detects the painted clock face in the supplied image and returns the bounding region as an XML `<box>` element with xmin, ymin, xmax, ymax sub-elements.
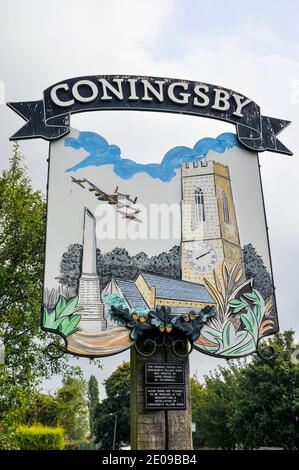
<box><xmin>187</xmin><ymin>241</ymin><xmax>218</xmax><ymax>273</ymax></box>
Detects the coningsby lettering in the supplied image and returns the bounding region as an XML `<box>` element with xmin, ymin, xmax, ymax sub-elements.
<box><xmin>50</xmin><ymin>77</ymin><xmax>252</xmax><ymax>117</ymax></box>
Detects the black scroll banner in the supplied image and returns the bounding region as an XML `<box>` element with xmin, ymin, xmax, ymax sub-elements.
<box><xmin>7</xmin><ymin>75</ymin><xmax>292</xmax><ymax>155</ymax></box>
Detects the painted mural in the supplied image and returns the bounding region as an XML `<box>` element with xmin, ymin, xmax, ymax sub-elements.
<box><xmin>42</xmin><ymin>128</ymin><xmax>277</xmax><ymax>358</ymax></box>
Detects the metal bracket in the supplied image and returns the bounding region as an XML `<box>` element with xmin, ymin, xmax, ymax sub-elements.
<box><xmin>134</xmin><ymin>333</ymin><xmax>193</xmax><ymax>358</ymax></box>
<box><xmin>256</xmin><ymin>344</ymin><xmax>276</xmax><ymax>361</ymax></box>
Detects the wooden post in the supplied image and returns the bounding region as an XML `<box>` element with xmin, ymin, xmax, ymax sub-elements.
<box><xmin>130</xmin><ymin>334</ymin><xmax>192</xmax><ymax>450</ymax></box>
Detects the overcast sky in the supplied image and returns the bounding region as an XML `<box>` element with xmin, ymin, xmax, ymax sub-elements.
<box><xmin>0</xmin><ymin>0</ymin><xmax>298</xmax><ymax>396</ymax></box>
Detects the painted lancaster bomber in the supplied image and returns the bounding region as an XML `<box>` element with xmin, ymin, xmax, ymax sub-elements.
<box><xmin>71</xmin><ymin>177</ymin><xmax>138</xmax><ymax>205</ymax></box>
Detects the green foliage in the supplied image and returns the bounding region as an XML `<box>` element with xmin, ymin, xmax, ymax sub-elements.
<box><xmin>0</xmin><ymin>144</ymin><xmax>84</xmax><ymax>447</ymax></box>
<box><xmin>56</xmin><ymin>374</ymin><xmax>89</xmax><ymax>442</ymax></box>
<box><xmin>0</xmin><ymin>422</ymin><xmax>20</xmax><ymax>450</ymax></box>
<box><xmin>88</xmin><ymin>375</ymin><xmax>100</xmax><ymax>437</ymax></box>
<box><xmin>190</xmin><ymin>376</ymin><xmax>206</xmax><ymax>449</ymax></box>
<box><xmin>0</xmin><ymin>144</ymin><xmax>102</xmax><ymax>448</ymax></box>
<box><xmin>111</xmin><ymin>304</ymin><xmax>215</xmax><ymax>341</ymax></box>
<box><xmin>43</xmin><ymin>295</ymin><xmax>82</xmax><ymax>337</ymax></box>
<box><xmin>193</xmin><ymin>365</ymin><xmax>240</xmax><ymax>449</ymax></box>
<box><xmin>16</xmin><ymin>425</ymin><xmax>65</xmax><ymax>450</ymax></box>
<box><xmin>94</xmin><ymin>362</ymin><xmax>130</xmax><ymax>449</ymax></box>
<box><xmin>191</xmin><ymin>331</ymin><xmax>299</xmax><ymax>449</ymax></box>
<box><xmin>228</xmin><ymin>331</ymin><xmax>299</xmax><ymax>449</ymax></box>
<box><xmin>24</xmin><ymin>393</ymin><xmax>60</xmax><ymax>427</ymax></box>
<box><xmin>24</xmin><ymin>371</ymin><xmax>89</xmax><ymax>444</ymax></box>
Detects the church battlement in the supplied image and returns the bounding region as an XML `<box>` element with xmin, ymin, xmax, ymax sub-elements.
<box><xmin>182</xmin><ymin>160</ymin><xmax>229</xmax><ymax>178</ymax></box>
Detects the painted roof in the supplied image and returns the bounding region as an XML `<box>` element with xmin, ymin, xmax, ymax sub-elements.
<box><xmin>140</xmin><ymin>271</ymin><xmax>215</xmax><ymax>304</ymax></box>
<box><xmin>113</xmin><ymin>278</ymin><xmax>149</xmax><ymax>310</ymax></box>
<box><xmin>170</xmin><ymin>307</ymin><xmax>205</xmax><ymax>315</ymax></box>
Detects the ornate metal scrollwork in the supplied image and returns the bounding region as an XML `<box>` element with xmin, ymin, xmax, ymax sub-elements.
<box><xmin>256</xmin><ymin>344</ymin><xmax>276</xmax><ymax>361</ymax></box>
<box><xmin>134</xmin><ymin>332</ymin><xmax>193</xmax><ymax>358</ymax></box>
<box><xmin>46</xmin><ymin>339</ymin><xmax>66</xmax><ymax>359</ymax></box>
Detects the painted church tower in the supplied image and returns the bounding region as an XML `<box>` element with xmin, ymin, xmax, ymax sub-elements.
<box><xmin>181</xmin><ymin>161</ymin><xmax>245</xmax><ymax>288</ymax></box>
<box><xmin>77</xmin><ymin>207</ymin><xmax>107</xmax><ymax>332</ymax></box>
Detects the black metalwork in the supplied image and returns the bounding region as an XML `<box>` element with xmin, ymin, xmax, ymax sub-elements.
<box><xmin>256</xmin><ymin>344</ymin><xmax>276</xmax><ymax>361</ymax></box>
<box><xmin>46</xmin><ymin>340</ymin><xmax>66</xmax><ymax>359</ymax></box>
<box><xmin>134</xmin><ymin>333</ymin><xmax>193</xmax><ymax>358</ymax></box>
<box><xmin>7</xmin><ymin>75</ymin><xmax>292</xmax><ymax>155</ymax></box>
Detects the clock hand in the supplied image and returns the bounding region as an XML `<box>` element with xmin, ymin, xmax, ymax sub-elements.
<box><xmin>196</xmin><ymin>251</ymin><xmax>210</xmax><ymax>260</ymax></box>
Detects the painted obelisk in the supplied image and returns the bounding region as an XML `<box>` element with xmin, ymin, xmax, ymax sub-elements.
<box><xmin>77</xmin><ymin>207</ymin><xmax>107</xmax><ymax>332</ymax></box>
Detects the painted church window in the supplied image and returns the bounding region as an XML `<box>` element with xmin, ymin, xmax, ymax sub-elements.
<box><xmin>195</xmin><ymin>187</ymin><xmax>205</xmax><ymax>223</ymax></box>
<box><xmin>222</xmin><ymin>191</ymin><xmax>230</xmax><ymax>223</ymax></box>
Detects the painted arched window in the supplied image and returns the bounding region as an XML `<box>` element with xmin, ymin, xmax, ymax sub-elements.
<box><xmin>195</xmin><ymin>187</ymin><xmax>205</xmax><ymax>223</ymax></box>
<box><xmin>222</xmin><ymin>191</ymin><xmax>230</xmax><ymax>223</ymax></box>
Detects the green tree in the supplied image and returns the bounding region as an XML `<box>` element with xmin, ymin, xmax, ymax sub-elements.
<box><xmin>24</xmin><ymin>393</ymin><xmax>60</xmax><ymax>427</ymax></box>
<box><xmin>0</xmin><ymin>143</ymin><xmax>78</xmax><ymax>447</ymax></box>
<box><xmin>94</xmin><ymin>361</ymin><xmax>130</xmax><ymax>449</ymax></box>
<box><xmin>88</xmin><ymin>375</ymin><xmax>100</xmax><ymax>437</ymax></box>
<box><xmin>229</xmin><ymin>331</ymin><xmax>299</xmax><ymax>449</ymax></box>
<box><xmin>195</xmin><ymin>364</ymin><xmax>240</xmax><ymax>449</ymax></box>
<box><xmin>190</xmin><ymin>375</ymin><xmax>206</xmax><ymax>449</ymax></box>
<box><xmin>56</xmin><ymin>373</ymin><xmax>89</xmax><ymax>443</ymax></box>
<box><xmin>23</xmin><ymin>369</ymin><xmax>89</xmax><ymax>445</ymax></box>
<box><xmin>191</xmin><ymin>331</ymin><xmax>299</xmax><ymax>450</ymax></box>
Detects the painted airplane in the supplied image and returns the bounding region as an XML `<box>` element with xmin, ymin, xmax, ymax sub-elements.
<box><xmin>117</xmin><ymin>209</ymin><xmax>142</xmax><ymax>222</ymax></box>
<box><xmin>71</xmin><ymin>176</ymin><xmax>86</xmax><ymax>188</ymax></box>
<box><xmin>71</xmin><ymin>177</ymin><xmax>138</xmax><ymax>206</ymax></box>
<box><xmin>114</xmin><ymin>186</ymin><xmax>137</xmax><ymax>205</ymax></box>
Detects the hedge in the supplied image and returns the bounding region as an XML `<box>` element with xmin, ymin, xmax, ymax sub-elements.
<box><xmin>16</xmin><ymin>424</ymin><xmax>65</xmax><ymax>450</ymax></box>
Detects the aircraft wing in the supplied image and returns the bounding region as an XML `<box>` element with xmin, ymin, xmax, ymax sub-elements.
<box><xmin>83</xmin><ymin>179</ymin><xmax>106</xmax><ymax>196</ymax></box>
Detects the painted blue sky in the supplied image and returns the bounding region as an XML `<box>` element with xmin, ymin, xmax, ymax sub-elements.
<box><xmin>65</xmin><ymin>131</ymin><xmax>240</xmax><ymax>182</ymax></box>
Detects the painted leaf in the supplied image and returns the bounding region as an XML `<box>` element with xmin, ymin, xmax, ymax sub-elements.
<box><xmin>130</xmin><ymin>329</ymin><xmax>138</xmax><ymax>340</ymax></box>
<box><xmin>228</xmin><ymin>299</ymin><xmax>244</xmax><ymax>307</ymax></box>
<box><xmin>203</xmin><ymin>345</ymin><xmax>219</xmax><ymax>353</ymax></box>
<box><xmin>204</xmin><ymin>277</ymin><xmax>223</xmax><ymax>306</ymax></box>
<box><xmin>58</xmin><ymin>314</ymin><xmax>81</xmax><ymax>337</ymax></box>
<box><xmin>228</xmin><ymin>299</ymin><xmax>247</xmax><ymax>313</ymax></box>
<box><xmin>234</xmin><ymin>268</ymin><xmax>243</xmax><ymax>284</ymax></box>
<box><xmin>231</xmin><ymin>304</ymin><xmax>247</xmax><ymax>314</ymax></box>
<box><xmin>241</xmin><ymin>308</ymin><xmax>258</xmax><ymax>342</ymax></box>
<box><xmin>243</xmin><ymin>291</ymin><xmax>258</xmax><ymax>302</ymax></box>
<box><xmin>150</xmin><ymin>316</ymin><xmax>163</xmax><ymax>328</ymax></box>
<box><xmin>220</xmin><ymin>331</ymin><xmax>256</xmax><ymax>357</ymax></box>
<box><xmin>55</xmin><ymin>296</ymin><xmax>81</xmax><ymax>319</ymax></box>
<box><xmin>200</xmin><ymin>324</ymin><xmax>223</xmax><ymax>341</ymax></box>
<box><xmin>222</xmin><ymin>260</ymin><xmax>229</xmax><ymax>288</ymax></box>
<box><xmin>214</xmin><ymin>272</ymin><xmax>223</xmax><ymax>294</ymax></box>
<box><xmin>223</xmin><ymin>320</ymin><xmax>236</xmax><ymax>349</ymax></box>
<box><xmin>43</xmin><ymin>307</ymin><xmax>63</xmax><ymax>330</ymax></box>
<box><xmin>55</xmin><ymin>296</ymin><xmax>67</xmax><ymax>318</ymax></box>
<box><xmin>259</xmin><ymin>319</ymin><xmax>275</xmax><ymax>336</ymax></box>
<box><xmin>265</xmin><ymin>296</ymin><xmax>273</xmax><ymax>317</ymax></box>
